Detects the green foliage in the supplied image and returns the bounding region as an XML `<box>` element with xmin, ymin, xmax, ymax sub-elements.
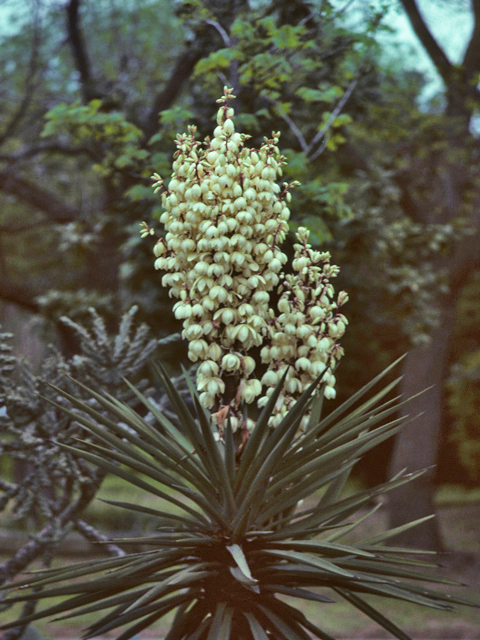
<box><xmin>158</xmin><ymin>105</ymin><xmax>195</xmax><ymax>129</ymax></box>
<box><xmin>43</xmin><ymin>101</ymin><xmax>140</xmax><ymax>143</ymax></box>
<box><xmin>42</xmin><ymin>101</ymin><xmax>149</xmax><ymax>179</ymax></box>
<box><xmin>1</xmin><ymin>359</ymin><xmax>477</xmax><ymax>639</ymax></box>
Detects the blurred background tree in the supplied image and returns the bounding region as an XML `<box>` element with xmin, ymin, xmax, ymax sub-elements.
<box><xmin>0</xmin><ymin>0</ymin><xmax>479</xmax><ymax>553</ymax></box>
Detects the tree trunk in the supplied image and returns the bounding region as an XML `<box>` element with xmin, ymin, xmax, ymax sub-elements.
<box><xmin>389</xmin><ymin>0</ymin><xmax>480</xmax><ymax>550</ymax></box>
<box><xmin>388</xmin><ymin>296</ymin><xmax>457</xmax><ymax>550</ymax></box>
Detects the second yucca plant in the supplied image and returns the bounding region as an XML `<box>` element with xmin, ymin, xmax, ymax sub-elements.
<box><xmin>1</xmin><ymin>89</ymin><xmax>477</xmax><ymax>640</ymax></box>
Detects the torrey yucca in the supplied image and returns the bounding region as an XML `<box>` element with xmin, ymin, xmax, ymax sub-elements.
<box><xmin>1</xmin><ymin>90</ymin><xmax>477</xmax><ymax>640</ymax></box>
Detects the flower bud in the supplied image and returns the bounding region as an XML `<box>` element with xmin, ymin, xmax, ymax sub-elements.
<box><xmin>329</xmin><ymin>323</ymin><xmax>339</xmax><ymax>338</ymax></box>
<box><xmin>260</xmin><ymin>346</ymin><xmax>272</xmax><ymax>363</ymax></box>
<box><xmin>208</xmin><ymin>343</ymin><xmax>222</xmax><ymax>361</ymax></box>
<box><xmin>296</xmin><ymin>325</ymin><xmax>312</xmax><ymax>339</ymax></box>
<box><xmin>336</xmin><ymin>320</ymin><xmax>346</xmax><ymax>336</ymax></box>
<box><xmin>153</xmin><ymin>241</ymin><xmax>166</xmax><ymax>257</ymax></box>
<box><xmin>295</xmin><ymin>357</ymin><xmax>311</xmax><ymax>372</ymax></box>
<box><xmin>188</xmin><ymin>339</ymin><xmax>208</xmax><ymax>361</ymax></box>
<box><xmin>261</xmin><ymin>370</ymin><xmax>278</xmax><ymax>386</ymax></box>
<box><xmin>183</xmin><ymin>324</ymin><xmax>203</xmax><ymax>340</ymax></box>
<box><xmin>207</xmin><ymin>378</ymin><xmax>225</xmax><ymax>395</ymax></box>
<box><xmin>199</xmin><ymin>391</ymin><xmax>215</xmax><ymax>408</ymax></box>
<box><xmin>198</xmin><ymin>360</ymin><xmax>220</xmax><ymax>377</ymax></box>
<box><xmin>222</xmin><ymin>353</ymin><xmax>241</xmax><ymax>372</ymax></box>
<box><xmin>243</xmin><ymin>356</ymin><xmax>256</xmax><ymax>375</ymax></box>
<box><xmin>307</xmin><ymin>334</ymin><xmax>318</xmax><ymax>348</ymax></box>
<box><xmin>318</xmin><ymin>337</ymin><xmax>332</xmax><ymax>351</ymax></box>
<box><xmin>286</xmin><ymin>378</ymin><xmax>302</xmax><ymax>394</ymax></box>
<box><xmin>324</xmin><ymin>386</ymin><xmax>336</xmax><ymax>400</ymax></box>
<box><xmin>223</xmin><ymin>119</ymin><xmax>235</xmax><ymax>135</ymax></box>
<box><xmin>309</xmin><ymin>306</ymin><xmax>325</xmax><ymax>320</ymax></box>
<box><xmin>337</xmin><ymin>291</ymin><xmax>349</xmax><ymax>306</ymax></box>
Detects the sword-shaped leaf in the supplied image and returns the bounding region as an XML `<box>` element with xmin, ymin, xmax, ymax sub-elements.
<box><xmin>244</xmin><ymin>612</ymin><xmax>270</xmax><ymax>640</ymax></box>
<box><xmin>206</xmin><ymin>602</ymin><xmax>233</xmax><ymax>640</ymax></box>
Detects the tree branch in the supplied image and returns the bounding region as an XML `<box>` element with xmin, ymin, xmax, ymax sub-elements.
<box><xmin>399</xmin><ymin>0</ymin><xmax>453</xmax><ymax>85</ymax></box>
<box><xmin>307</xmin><ymin>76</ymin><xmax>359</xmax><ymax>161</ymax></box>
<box><xmin>0</xmin><ymin>477</ymin><xmax>101</xmax><ymax>588</ymax></box>
<box><xmin>143</xmin><ymin>39</ymin><xmax>209</xmax><ymax>141</ymax></box>
<box><xmin>266</xmin><ymin>98</ymin><xmax>309</xmax><ymax>153</ymax></box>
<box><xmin>463</xmin><ymin>0</ymin><xmax>480</xmax><ymax>78</ymax></box>
<box><xmin>0</xmin><ymin>144</ymin><xmax>99</xmax><ymax>171</ymax></box>
<box><xmin>205</xmin><ymin>19</ymin><xmax>231</xmax><ymax>46</ymax></box>
<box><xmin>74</xmin><ymin>519</ymin><xmax>126</xmax><ymax>557</ymax></box>
<box><xmin>0</xmin><ymin>142</ymin><xmax>98</xmax><ymax>163</ymax></box>
<box><xmin>0</xmin><ymin>171</ymin><xmax>81</xmax><ymax>223</ymax></box>
<box><xmin>0</xmin><ymin>281</ymin><xmax>41</xmax><ymax>314</ymax></box>
<box><xmin>265</xmin><ymin>75</ymin><xmax>359</xmax><ymax>161</ymax></box>
<box><xmin>0</xmin><ymin>600</ymin><xmax>38</xmax><ymax>640</ymax></box>
<box><xmin>66</xmin><ymin>0</ymin><xmax>101</xmax><ymax>102</ymax></box>
<box><xmin>0</xmin><ymin>219</ymin><xmax>54</xmax><ymax>234</ymax></box>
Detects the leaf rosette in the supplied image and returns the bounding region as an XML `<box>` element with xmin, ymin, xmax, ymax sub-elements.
<box><xmin>1</xmin><ymin>358</ymin><xmax>476</xmax><ymax>640</ymax></box>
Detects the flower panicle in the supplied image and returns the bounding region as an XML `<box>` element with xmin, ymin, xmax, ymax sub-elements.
<box><xmin>146</xmin><ymin>88</ymin><xmax>347</xmax><ymax>432</ymax></box>
<box><xmin>259</xmin><ymin>226</ymin><xmax>347</xmax><ymax>429</ymax></box>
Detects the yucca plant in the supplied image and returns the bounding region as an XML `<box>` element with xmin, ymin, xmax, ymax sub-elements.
<box><xmin>2</xmin><ymin>88</ymin><xmax>477</xmax><ymax>639</ymax></box>
<box><xmin>0</xmin><ymin>358</ymin><xmax>476</xmax><ymax>640</ymax></box>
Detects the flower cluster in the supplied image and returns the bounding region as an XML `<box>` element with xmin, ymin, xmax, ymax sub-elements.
<box><xmin>144</xmin><ymin>88</ymin><xmax>348</xmax><ymax>431</ymax></box>
<box><xmin>148</xmin><ymin>88</ymin><xmax>292</xmax><ymax>415</ymax></box>
<box><xmin>259</xmin><ymin>227</ymin><xmax>348</xmax><ymax>428</ymax></box>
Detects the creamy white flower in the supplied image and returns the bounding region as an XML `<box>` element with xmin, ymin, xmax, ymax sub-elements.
<box><xmin>148</xmin><ymin>89</ymin><xmax>347</xmax><ymax>430</ymax></box>
<box><xmin>324</xmin><ymin>386</ymin><xmax>336</xmax><ymax>400</ymax></box>
<box><xmin>222</xmin><ymin>353</ymin><xmax>241</xmax><ymax>372</ymax></box>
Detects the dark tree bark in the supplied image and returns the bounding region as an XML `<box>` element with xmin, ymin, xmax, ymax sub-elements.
<box><xmin>0</xmin><ymin>171</ymin><xmax>81</xmax><ymax>223</ymax></box>
<box><xmin>0</xmin><ymin>282</ymin><xmax>40</xmax><ymax>314</ymax></box>
<box><xmin>143</xmin><ymin>40</ymin><xmax>208</xmax><ymax>141</ymax></box>
<box><xmin>143</xmin><ymin>0</ymin><xmax>251</xmax><ymax>140</ymax></box>
<box><xmin>388</xmin><ymin>0</ymin><xmax>480</xmax><ymax>550</ymax></box>
<box><xmin>389</xmin><ymin>295</ymin><xmax>457</xmax><ymax>551</ymax></box>
<box><xmin>66</xmin><ymin>0</ymin><xmax>102</xmax><ymax>103</ymax></box>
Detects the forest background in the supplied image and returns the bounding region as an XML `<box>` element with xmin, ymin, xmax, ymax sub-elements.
<box><xmin>0</xmin><ymin>0</ymin><xmax>480</xmax><ymax>565</ymax></box>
